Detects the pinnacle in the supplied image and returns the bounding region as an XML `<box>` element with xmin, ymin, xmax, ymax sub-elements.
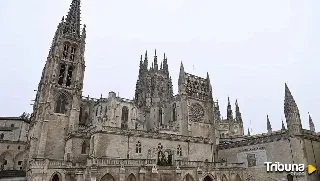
<box><xmin>284</xmin><ymin>83</ymin><xmax>298</xmax><ymax>115</ymax></box>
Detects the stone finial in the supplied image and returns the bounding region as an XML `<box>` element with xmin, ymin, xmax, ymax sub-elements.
<box><xmin>267</xmin><ymin>115</ymin><xmax>272</xmax><ymax>133</ymax></box>
<box><xmin>227</xmin><ymin>97</ymin><xmax>233</xmax><ymax>121</ymax></box>
<box><xmin>235</xmin><ymin>99</ymin><xmax>242</xmax><ymax>122</ymax></box>
<box><xmin>308</xmin><ymin>112</ymin><xmax>315</xmax><ymax>132</ymax></box>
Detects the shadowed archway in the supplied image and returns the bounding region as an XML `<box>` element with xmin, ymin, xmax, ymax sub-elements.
<box><xmin>51</xmin><ymin>173</ymin><xmax>61</xmax><ymax>181</ymax></box>
<box><xmin>127</xmin><ymin>173</ymin><xmax>137</xmax><ymax>181</ymax></box>
<box><xmin>203</xmin><ymin>175</ymin><xmax>213</xmax><ymax>181</ymax></box>
<box><xmin>101</xmin><ymin>173</ymin><xmax>115</xmax><ymax>181</ymax></box>
<box><xmin>183</xmin><ymin>174</ymin><xmax>195</xmax><ymax>181</ymax></box>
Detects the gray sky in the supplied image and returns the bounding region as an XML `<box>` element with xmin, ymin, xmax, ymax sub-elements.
<box><xmin>0</xmin><ymin>0</ymin><xmax>319</xmax><ymax>134</ymax></box>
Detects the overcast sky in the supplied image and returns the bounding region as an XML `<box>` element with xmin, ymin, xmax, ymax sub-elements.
<box><xmin>0</xmin><ymin>0</ymin><xmax>319</xmax><ymax>134</ymax></box>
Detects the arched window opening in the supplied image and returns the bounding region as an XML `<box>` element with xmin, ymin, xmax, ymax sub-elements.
<box><xmin>221</xmin><ymin>133</ymin><xmax>225</xmax><ymax>138</ymax></box>
<box><xmin>127</xmin><ymin>174</ymin><xmax>137</xmax><ymax>181</ymax></box>
<box><xmin>0</xmin><ymin>133</ymin><xmax>4</xmax><ymax>140</ymax></box>
<box><xmin>204</xmin><ymin>176</ymin><xmax>213</xmax><ymax>181</ymax></box>
<box><xmin>136</xmin><ymin>141</ymin><xmax>141</xmax><ymax>153</ymax></box>
<box><xmin>63</xmin><ymin>43</ymin><xmax>70</xmax><ymax>59</ymax></box>
<box><xmin>65</xmin><ymin>66</ymin><xmax>73</xmax><ymax>87</ymax></box>
<box><xmin>52</xmin><ymin>173</ymin><xmax>60</xmax><ymax>181</ymax></box>
<box><xmin>172</xmin><ymin>103</ymin><xmax>177</xmax><ymax>122</ymax></box>
<box><xmin>10</xmin><ymin>124</ymin><xmax>14</xmax><ymax>127</ymax></box>
<box><xmin>177</xmin><ymin>145</ymin><xmax>182</xmax><ymax>156</ymax></box>
<box><xmin>121</xmin><ymin>106</ymin><xmax>129</xmax><ymax>129</ymax></box>
<box><xmin>70</xmin><ymin>46</ymin><xmax>77</xmax><ymax>61</ymax></box>
<box><xmin>81</xmin><ymin>141</ymin><xmax>87</xmax><ymax>154</ymax></box>
<box><xmin>159</xmin><ymin>108</ymin><xmax>163</xmax><ymax>125</ymax></box>
<box><xmin>79</xmin><ymin>107</ymin><xmax>83</xmax><ymax>125</ymax></box>
<box><xmin>58</xmin><ymin>64</ymin><xmax>66</xmax><ymax>85</ymax></box>
<box><xmin>55</xmin><ymin>94</ymin><xmax>68</xmax><ymax>114</ymax></box>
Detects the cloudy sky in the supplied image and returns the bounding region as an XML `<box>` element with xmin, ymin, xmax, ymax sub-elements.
<box><xmin>0</xmin><ymin>0</ymin><xmax>319</xmax><ymax>134</ymax></box>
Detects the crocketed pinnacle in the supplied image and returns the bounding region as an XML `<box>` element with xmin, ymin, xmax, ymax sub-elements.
<box><xmin>64</xmin><ymin>0</ymin><xmax>81</xmax><ymax>37</ymax></box>
<box><xmin>308</xmin><ymin>112</ymin><xmax>315</xmax><ymax>132</ymax></box>
<box><xmin>267</xmin><ymin>115</ymin><xmax>272</xmax><ymax>132</ymax></box>
<box><xmin>284</xmin><ymin>83</ymin><xmax>299</xmax><ymax>116</ymax></box>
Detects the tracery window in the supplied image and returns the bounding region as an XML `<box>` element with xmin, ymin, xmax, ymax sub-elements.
<box><xmin>177</xmin><ymin>145</ymin><xmax>182</xmax><ymax>156</ymax></box>
<box><xmin>136</xmin><ymin>141</ymin><xmax>141</xmax><ymax>153</ymax></box>
<box><xmin>172</xmin><ymin>103</ymin><xmax>177</xmax><ymax>122</ymax></box>
<box><xmin>65</xmin><ymin>66</ymin><xmax>73</xmax><ymax>87</ymax></box>
<box><xmin>55</xmin><ymin>94</ymin><xmax>68</xmax><ymax>114</ymax></box>
<box><xmin>70</xmin><ymin>46</ymin><xmax>77</xmax><ymax>61</ymax></box>
<box><xmin>63</xmin><ymin>43</ymin><xmax>70</xmax><ymax>59</ymax></box>
<box><xmin>58</xmin><ymin>64</ymin><xmax>66</xmax><ymax>85</ymax></box>
<box><xmin>121</xmin><ymin>106</ymin><xmax>129</xmax><ymax>129</ymax></box>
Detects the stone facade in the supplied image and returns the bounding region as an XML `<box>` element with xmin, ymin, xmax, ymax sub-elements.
<box><xmin>24</xmin><ymin>0</ymin><xmax>245</xmax><ymax>181</ymax></box>
<box><xmin>2</xmin><ymin>1</ymin><xmax>319</xmax><ymax>181</ymax></box>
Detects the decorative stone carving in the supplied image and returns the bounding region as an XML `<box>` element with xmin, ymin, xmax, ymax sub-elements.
<box><xmin>189</xmin><ymin>103</ymin><xmax>204</xmax><ymax>122</ymax></box>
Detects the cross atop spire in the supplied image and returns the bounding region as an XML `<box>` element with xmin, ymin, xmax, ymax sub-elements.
<box><xmin>64</xmin><ymin>0</ymin><xmax>82</xmax><ymax>37</ymax></box>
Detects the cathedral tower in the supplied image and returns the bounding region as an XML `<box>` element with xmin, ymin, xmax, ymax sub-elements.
<box><xmin>284</xmin><ymin>83</ymin><xmax>302</xmax><ymax>135</ymax></box>
<box><xmin>28</xmin><ymin>0</ymin><xmax>86</xmax><ymax>160</ymax></box>
<box><xmin>134</xmin><ymin>50</ymin><xmax>173</xmax><ymax>130</ymax></box>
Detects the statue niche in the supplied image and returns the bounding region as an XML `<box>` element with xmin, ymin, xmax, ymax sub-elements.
<box><xmin>157</xmin><ymin>149</ymin><xmax>173</xmax><ymax>166</ymax></box>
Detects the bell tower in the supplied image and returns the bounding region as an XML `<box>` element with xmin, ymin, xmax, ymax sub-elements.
<box><xmin>28</xmin><ymin>0</ymin><xmax>86</xmax><ymax>160</ymax></box>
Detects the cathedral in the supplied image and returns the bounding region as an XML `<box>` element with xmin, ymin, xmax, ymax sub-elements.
<box><xmin>0</xmin><ymin>0</ymin><xmax>319</xmax><ymax>181</ymax></box>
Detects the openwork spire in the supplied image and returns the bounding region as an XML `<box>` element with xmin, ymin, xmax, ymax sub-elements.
<box><xmin>284</xmin><ymin>83</ymin><xmax>302</xmax><ymax>135</ymax></box>
<box><xmin>64</xmin><ymin>0</ymin><xmax>81</xmax><ymax>37</ymax></box>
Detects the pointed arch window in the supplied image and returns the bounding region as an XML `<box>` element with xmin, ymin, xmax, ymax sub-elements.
<box><xmin>65</xmin><ymin>66</ymin><xmax>73</xmax><ymax>87</ymax></box>
<box><xmin>177</xmin><ymin>145</ymin><xmax>182</xmax><ymax>156</ymax></box>
<box><xmin>55</xmin><ymin>94</ymin><xmax>68</xmax><ymax>114</ymax></box>
<box><xmin>58</xmin><ymin>64</ymin><xmax>66</xmax><ymax>85</ymax></box>
<box><xmin>70</xmin><ymin>46</ymin><xmax>77</xmax><ymax>61</ymax></box>
<box><xmin>159</xmin><ymin>108</ymin><xmax>163</xmax><ymax>125</ymax></box>
<box><xmin>121</xmin><ymin>106</ymin><xmax>129</xmax><ymax>129</ymax></box>
<box><xmin>136</xmin><ymin>141</ymin><xmax>141</xmax><ymax>153</ymax></box>
<box><xmin>0</xmin><ymin>133</ymin><xmax>4</xmax><ymax>140</ymax></box>
<box><xmin>172</xmin><ymin>103</ymin><xmax>177</xmax><ymax>122</ymax></box>
<box><xmin>63</xmin><ymin>43</ymin><xmax>70</xmax><ymax>59</ymax></box>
